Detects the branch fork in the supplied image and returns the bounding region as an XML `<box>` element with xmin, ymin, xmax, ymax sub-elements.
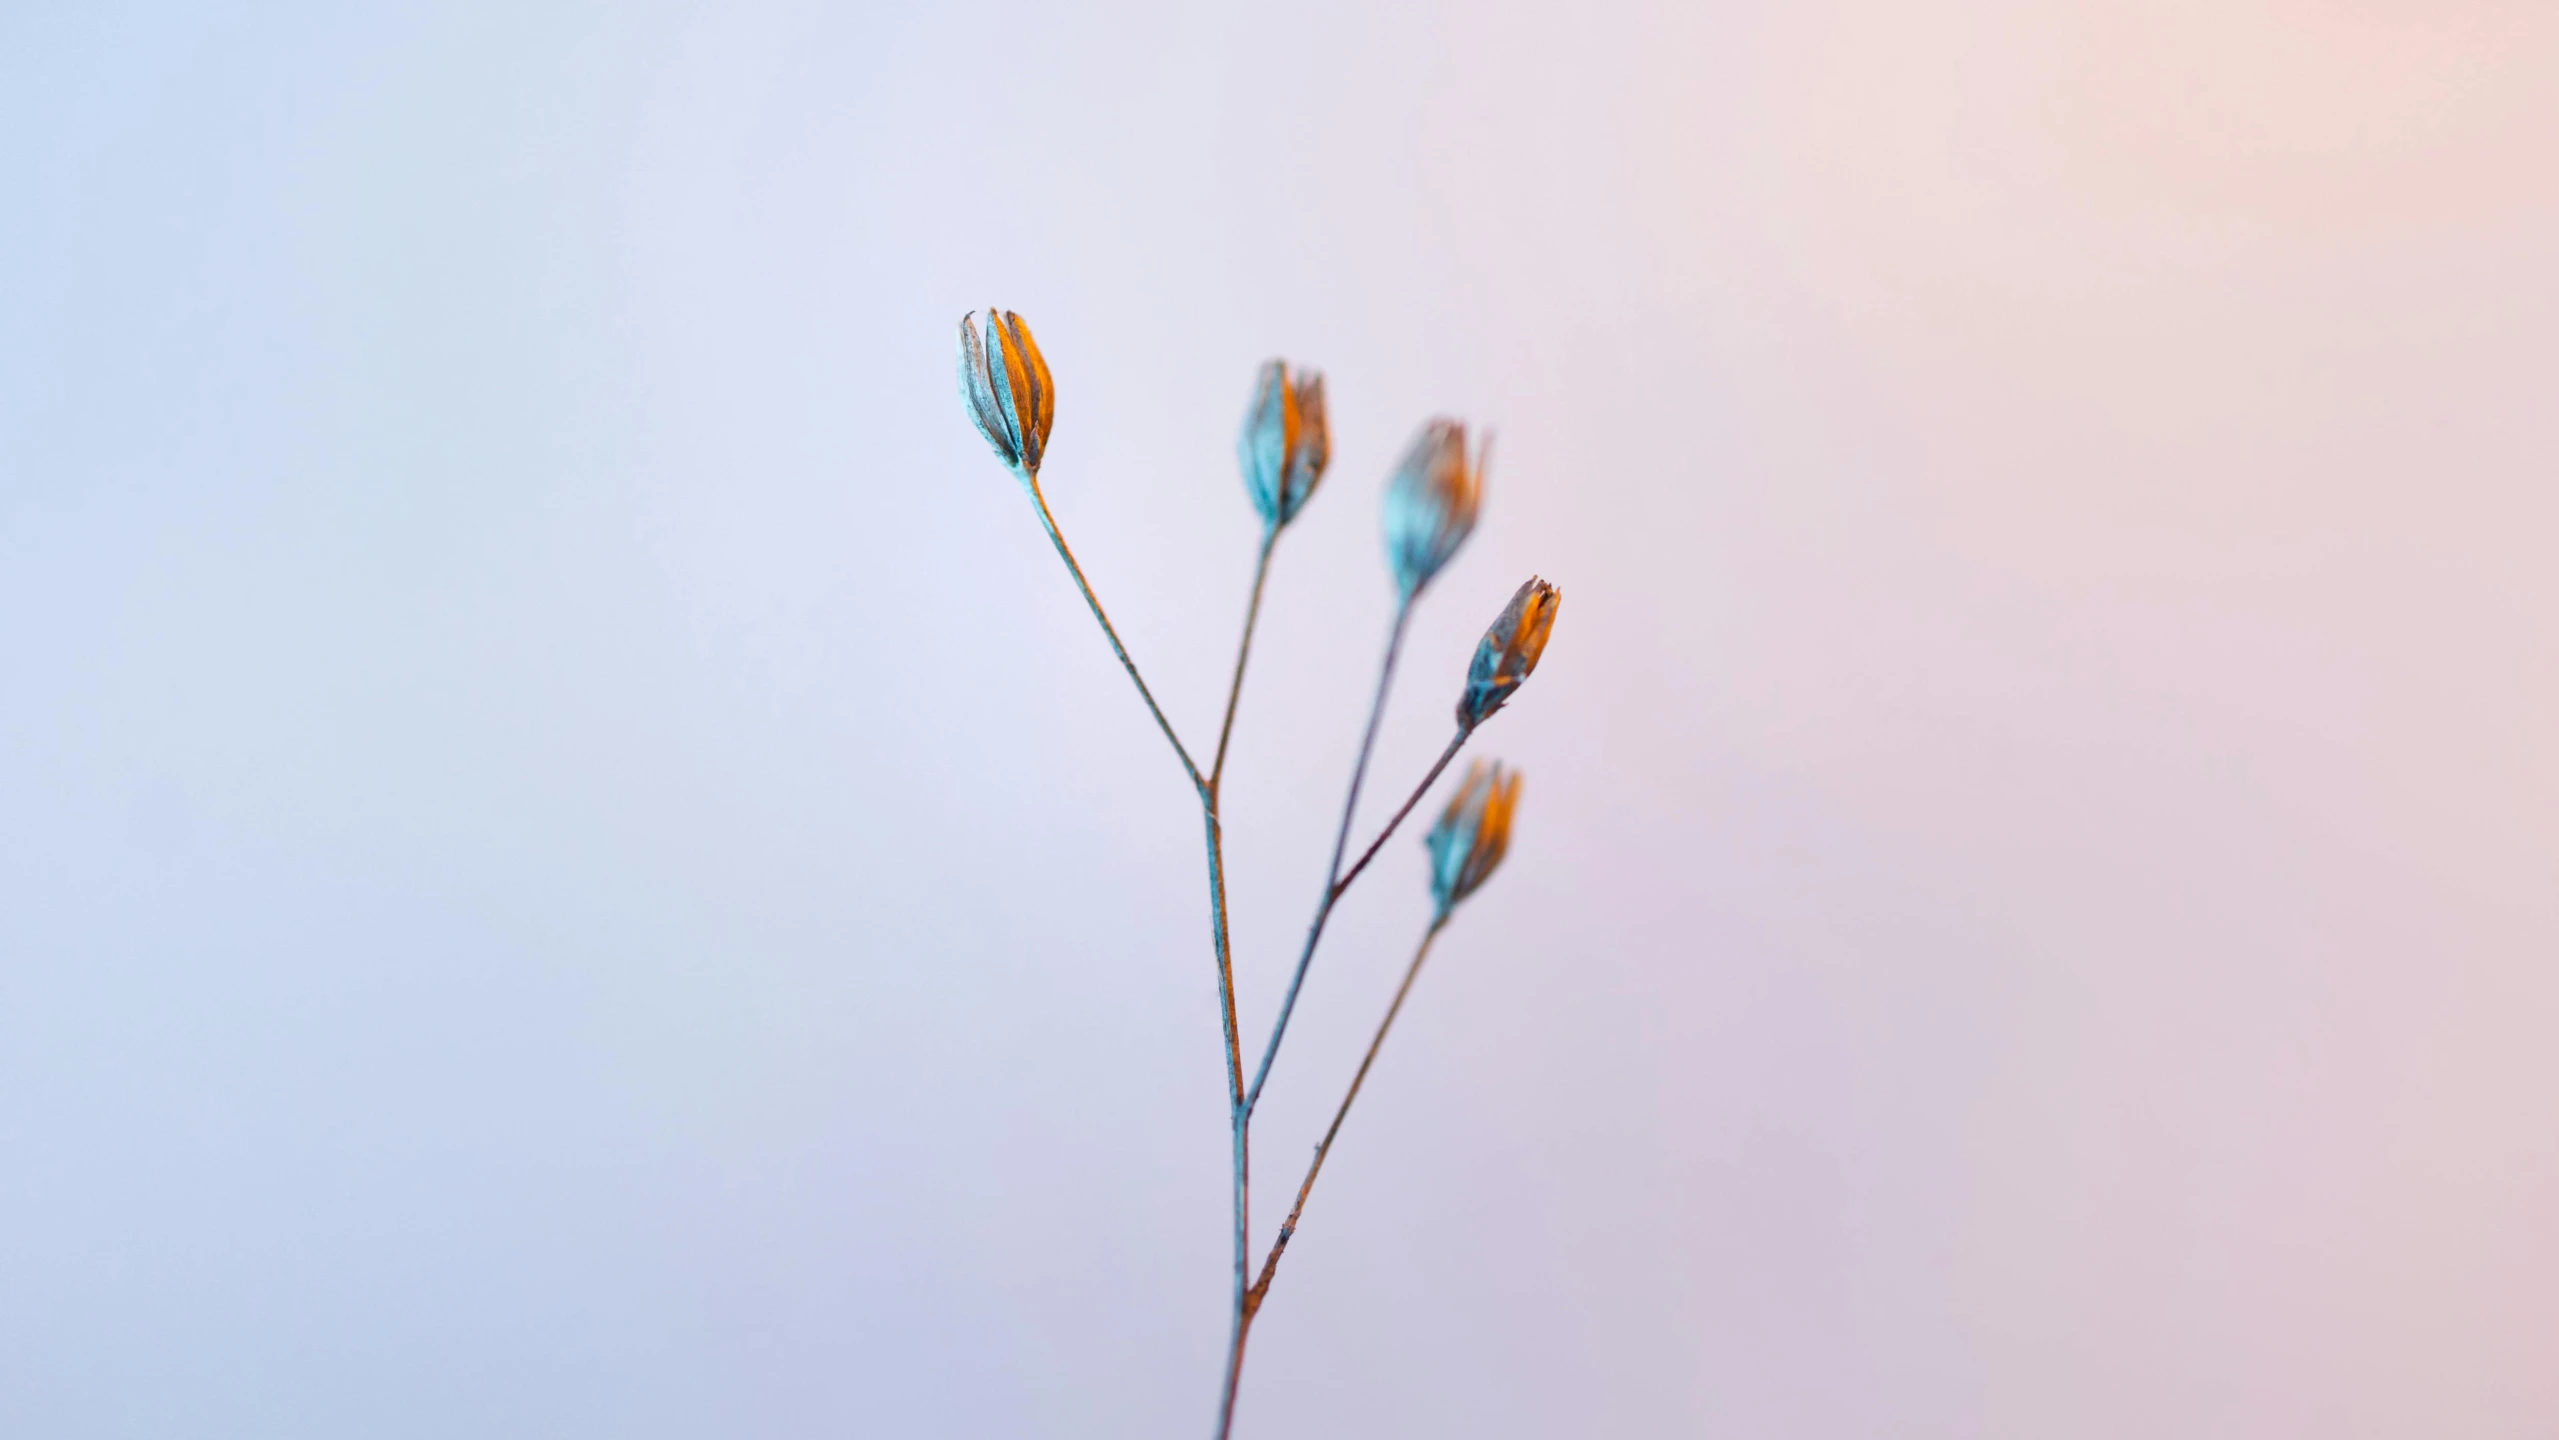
<box><xmin>957</xmin><ymin>312</ymin><xmax>1555</xmax><ymax>1440</ymax></box>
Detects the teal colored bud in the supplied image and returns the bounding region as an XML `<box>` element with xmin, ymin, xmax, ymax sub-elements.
<box><xmin>1457</xmin><ymin>576</ymin><xmax>1559</xmax><ymax>729</ymax></box>
<box><xmin>956</xmin><ymin>309</ymin><xmax>1055</xmax><ymax>476</ymax></box>
<box><xmin>1382</xmin><ymin>419</ymin><xmax>1485</xmax><ymax>599</ymax></box>
<box><xmin>1426</xmin><ymin>759</ymin><xmax>1521</xmax><ymax>916</ymax></box>
<box><xmin>1238</xmin><ymin>360</ymin><xmax>1330</xmax><ymax>528</ymax></box>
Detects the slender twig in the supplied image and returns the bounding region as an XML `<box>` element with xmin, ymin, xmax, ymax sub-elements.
<box><xmin>1218</xmin><ymin>723</ymin><xmax>1472</xmax><ymax>1438</ymax></box>
<box><xmin>1233</xmin><ymin>603</ymin><xmax>1411</xmax><ymax>1121</ymax></box>
<box><xmin>1206</xmin><ymin>525</ymin><xmax>1285</xmax><ymax>1440</ymax></box>
<box><xmin>1331</xmin><ymin>600</ymin><xmax>1414</xmax><ymax>883</ymax></box>
<box><xmin>1243</xmin><ymin>724</ymin><xmax>1471</xmax><ymax>1119</ymax></box>
<box><xmin>1020</xmin><ymin>471</ymin><xmax>1205</xmax><ymax>795</ymax></box>
<box><xmin>1196</xmin><ymin>809</ymin><xmax>1245</xmax><ymax>1108</ymax></box>
<box><xmin>1329</xmin><ymin>729</ymin><xmax>1470</xmax><ymax>907</ymax></box>
<box><xmin>1208</xmin><ymin>807</ymin><xmax>1249</xmax><ymax>1440</ymax></box>
<box><xmin>1217</xmin><ymin>1102</ymin><xmax>1249</xmax><ymax>1440</ymax></box>
<box><xmin>1224</xmin><ymin>607</ymin><xmax>1427</xmax><ymax>1430</ymax></box>
<box><xmin>1244</xmin><ymin>912</ymin><xmax>1449</xmax><ymax>1318</ymax></box>
<box><xmin>1016</xmin><ymin>471</ymin><xmax>1254</xmax><ymax>1440</ymax></box>
<box><xmin>1210</xmin><ymin>525</ymin><xmax>1280</xmax><ymax>792</ymax></box>
<box><xmin>1012</xmin><ymin>478</ymin><xmax>1230</xmax><ymax>1092</ymax></box>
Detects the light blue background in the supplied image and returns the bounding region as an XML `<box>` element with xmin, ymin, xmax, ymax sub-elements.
<box><xmin>5</xmin><ymin>3</ymin><xmax>2555</xmax><ymax>1436</ymax></box>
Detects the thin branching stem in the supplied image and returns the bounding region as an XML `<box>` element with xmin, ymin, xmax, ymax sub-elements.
<box><xmin>1209</xmin><ymin>806</ymin><xmax>1249</xmax><ymax>1440</ymax></box>
<box><xmin>1328</xmin><ymin>728</ymin><xmax>1470</xmax><ymax>909</ymax></box>
<box><xmin>1243</xmin><ymin>724</ymin><xmax>1471</xmax><ymax>1120</ymax></box>
<box><xmin>1205</xmin><ymin>526</ymin><xmax>1285</xmax><ymax>1440</ymax></box>
<box><xmin>1331</xmin><ymin>599</ymin><xmax>1414</xmax><ymax>883</ymax></box>
<box><xmin>1217</xmin><ymin>1095</ymin><xmax>1249</xmax><ymax>1440</ymax></box>
<box><xmin>1017</xmin><ymin>471</ymin><xmax>1254</xmax><ymax>1440</ymax></box>
<box><xmin>1243</xmin><ymin>913</ymin><xmax>1449</xmax><ymax>1321</ymax></box>
<box><xmin>1021</xmin><ymin>471</ymin><xmax>1206</xmax><ymax>795</ymax></box>
<box><xmin>1019</xmin><ymin>479</ymin><xmax>1238</xmax><ymax>1093</ymax></box>
<box><xmin>1196</xmin><ymin>806</ymin><xmax>1245</xmax><ymax>1109</ymax></box>
<box><xmin>1210</xmin><ymin>525</ymin><xmax>1280</xmax><ymax>793</ymax></box>
<box><xmin>1234</xmin><ymin>602</ymin><xmax>1410</xmax><ymax>1120</ymax></box>
<box><xmin>1218</xmin><ymin>722</ymin><xmax>1472</xmax><ymax>1438</ymax></box>
<box><xmin>1018</xmin><ymin>468</ymin><xmax>1238</xmax><ymax>1099</ymax></box>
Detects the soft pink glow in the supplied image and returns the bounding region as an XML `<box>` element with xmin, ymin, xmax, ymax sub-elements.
<box><xmin>1</xmin><ymin>2</ymin><xmax>2550</xmax><ymax>1435</ymax></box>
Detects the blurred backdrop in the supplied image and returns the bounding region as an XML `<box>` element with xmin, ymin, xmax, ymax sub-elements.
<box><xmin>4</xmin><ymin>2</ymin><xmax>2555</xmax><ymax>1436</ymax></box>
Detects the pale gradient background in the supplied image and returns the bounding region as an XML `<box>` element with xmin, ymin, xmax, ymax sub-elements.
<box><xmin>4</xmin><ymin>3</ymin><xmax>2555</xmax><ymax>1436</ymax></box>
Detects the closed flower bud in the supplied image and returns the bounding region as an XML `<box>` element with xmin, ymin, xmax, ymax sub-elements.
<box><xmin>1426</xmin><ymin>759</ymin><xmax>1521</xmax><ymax>916</ymax></box>
<box><xmin>956</xmin><ymin>309</ymin><xmax>1056</xmax><ymax>476</ymax></box>
<box><xmin>1382</xmin><ymin>419</ymin><xmax>1485</xmax><ymax>599</ymax></box>
<box><xmin>1457</xmin><ymin>576</ymin><xmax>1560</xmax><ymax>729</ymax></box>
<box><xmin>1238</xmin><ymin>360</ymin><xmax>1330</xmax><ymax>528</ymax></box>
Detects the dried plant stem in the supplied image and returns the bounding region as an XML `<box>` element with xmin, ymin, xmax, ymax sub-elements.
<box><xmin>1236</xmin><ymin>603</ymin><xmax>1410</xmax><ymax>1121</ymax></box>
<box><xmin>1014</xmin><ymin>479</ymin><xmax>1462</xmax><ymax>1440</ymax></box>
<box><xmin>1207</xmin><ymin>527</ymin><xmax>1279</xmax><ymax>1440</ymax></box>
<box><xmin>1216</xmin><ymin>724</ymin><xmax>1471</xmax><ymax>1438</ymax></box>
<box><xmin>1211</xmin><ymin>525</ymin><xmax>1280</xmax><ymax>790</ymax></box>
<box><xmin>1208</xmin><ymin>805</ymin><xmax>1250</xmax><ymax>1440</ymax></box>
<box><xmin>1334</xmin><ymin>601</ymin><xmax>1415</xmax><ymax>890</ymax></box>
<box><xmin>1328</xmin><ymin>728</ymin><xmax>1472</xmax><ymax>908</ymax></box>
<box><xmin>1020</xmin><ymin>470</ymin><xmax>1242</xmax><ymax>1097</ymax></box>
<box><xmin>1244</xmin><ymin>913</ymin><xmax>1449</xmax><ymax>1321</ymax></box>
<box><xmin>1021</xmin><ymin>473</ymin><xmax>1206</xmax><ymax>795</ymax></box>
<box><xmin>1220</xmin><ymin>605</ymin><xmax>1419</xmax><ymax>1434</ymax></box>
<box><xmin>1217</xmin><ymin>1096</ymin><xmax>1249</xmax><ymax>1440</ymax></box>
<box><xmin>1244</xmin><ymin>722</ymin><xmax>1470</xmax><ymax>1119</ymax></box>
<box><xmin>1018</xmin><ymin>474</ymin><xmax>1259</xmax><ymax>1440</ymax></box>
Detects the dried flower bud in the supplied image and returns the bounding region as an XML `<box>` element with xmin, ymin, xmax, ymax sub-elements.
<box><xmin>1238</xmin><ymin>360</ymin><xmax>1330</xmax><ymax>529</ymax></box>
<box><xmin>1426</xmin><ymin>759</ymin><xmax>1520</xmax><ymax>915</ymax></box>
<box><xmin>1457</xmin><ymin>576</ymin><xmax>1560</xmax><ymax>729</ymax></box>
<box><xmin>1382</xmin><ymin>419</ymin><xmax>1485</xmax><ymax>599</ymax></box>
<box><xmin>956</xmin><ymin>309</ymin><xmax>1055</xmax><ymax>476</ymax></box>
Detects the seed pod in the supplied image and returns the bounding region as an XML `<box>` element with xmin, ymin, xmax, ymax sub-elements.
<box><xmin>956</xmin><ymin>309</ymin><xmax>1056</xmax><ymax>476</ymax></box>
<box><xmin>1382</xmin><ymin>419</ymin><xmax>1485</xmax><ymax>599</ymax></box>
<box><xmin>1426</xmin><ymin>759</ymin><xmax>1521</xmax><ymax>915</ymax></box>
<box><xmin>1239</xmin><ymin>361</ymin><xmax>1330</xmax><ymax>528</ymax></box>
<box><xmin>1457</xmin><ymin>576</ymin><xmax>1560</xmax><ymax>729</ymax></box>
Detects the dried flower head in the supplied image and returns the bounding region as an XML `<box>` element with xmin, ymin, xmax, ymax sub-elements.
<box><xmin>1239</xmin><ymin>361</ymin><xmax>1330</xmax><ymax>529</ymax></box>
<box><xmin>1382</xmin><ymin>419</ymin><xmax>1485</xmax><ymax>599</ymax></box>
<box><xmin>1426</xmin><ymin>759</ymin><xmax>1521</xmax><ymax>915</ymax></box>
<box><xmin>956</xmin><ymin>309</ymin><xmax>1056</xmax><ymax>476</ymax></box>
<box><xmin>1457</xmin><ymin>576</ymin><xmax>1560</xmax><ymax>730</ymax></box>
